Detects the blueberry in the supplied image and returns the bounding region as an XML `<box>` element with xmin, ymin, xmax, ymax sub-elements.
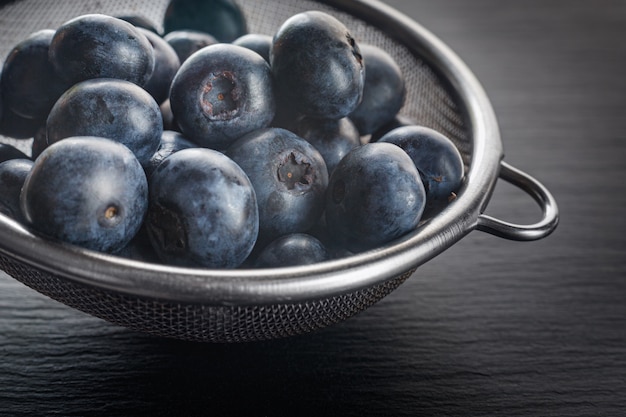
<box><xmin>169</xmin><ymin>43</ymin><xmax>275</xmax><ymax>150</ymax></box>
<box><xmin>0</xmin><ymin>143</ymin><xmax>29</xmax><ymax>163</ymax></box>
<box><xmin>379</xmin><ymin>125</ymin><xmax>464</xmax><ymax>213</ymax></box>
<box><xmin>137</xmin><ymin>28</ymin><xmax>181</xmax><ymax>105</ymax></box>
<box><xmin>115</xmin><ymin>14</ymin><xmax>161</xmax><ymax>34</ymax></box>
<box><xmin>306</xmin><ymin>214</ymin><xmax>355</xmax><ymax>260</ymax></box>
<box><xmin>293</xmin><ymin>116</ymin><xmax>361</xmax><ymax>175</ymax></box>
<box><xmin>48</xmin><ymin>14</ymin><xmax>155</xmax><ymax>88</ymax></box>
<box><xmin>0</xmin><ymin>158</ymin><xmax>33</xmax><ymax>223</ymax></box>
<box><xmin>226</xmin><ymin>127</ymin><xmax>329</xmax><ymax>244</ymax></box>
<box><xmin>0</xmin><ymin>29</ymin><xmax>67</xmax><ymax>121</ymax></box>
<box><xmin>254</xmin><ymin>233</ymin><xmax>329</xmax><ymax>268</ymax></box>
<box><xmin>349</xmin><ymin>43</ymin><xmax>406</xmax><ymax>135</ymax></box>
<box><xmin>159</xmin><ymin>98</ymin><xmax>178</xmax><ymax>131</ymax></box>
<box><xmin>31</xmin><ymin>126</ymin><xmax>47</xmax><ymax>160</ymax></box>
<box><xmin>325</xmin><ymin>142</ymin><xmax>426</xmax><ymax>253</ymax></box>
<box><xmin>163</xmin><ymin>29</ymin><xmax>219</xmax><ymax>63</ymax></box>
<box><xmin>271</xmin><ymin>11</ymin><xmax>365</xmax><ymax>120</ymax></box>
<box><xmin>163</xmin><ymin>0</ymin><xmax>247</xmax><ymax>43</ymax></box>
<box><xmin>270</xmin><ymin>99</ymin><xmax>305</xmax><ymax>132</ymax></box>
<box><xmin>46</xmin><ymin>78</ymin><xmax>163</xmax><ymax>167</ymax></box>
<box><xmin>116</xmin><ymin>224</ymin><xmax>161</xmax><ymax>263</ymax></box>
<box><xmin>145</xmin><ymin>130</ymin><xmax>197</xmax><ymax>177</ymax></box>
<box><xmin>20</xmin><ymin>136</ymin><xmax>148</xmax><ymax>253</ymax></box>
<box><xmin>369</xmin><ymin>114</ymin><xmax>416</xmax><ymax>143</ymax></box>
<box><xmin>233</xmin><ymin>33</ymin><xmax>272</xmax><ymax>63</ymax></box>
<box><xmin>145</xmin><ymin>148</ymin><xmax>259</xmax><ymax>268</ymax></box>
<box><xmin>0</xmin><ymin>106</ymin><xmax>43</xmax><ymax>140</ymax></box>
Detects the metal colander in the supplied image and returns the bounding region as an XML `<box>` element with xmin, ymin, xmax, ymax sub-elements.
<box><xmin>0</xmin><ymin>0</ymin><xmax>558</xmax><ymax>342</ymax></box>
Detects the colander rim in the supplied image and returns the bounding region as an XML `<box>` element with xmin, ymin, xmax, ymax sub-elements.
<box><xmin>0</xmin><ymin>0</ymin><xmax>502</xmax><ymax>306</ymax></box>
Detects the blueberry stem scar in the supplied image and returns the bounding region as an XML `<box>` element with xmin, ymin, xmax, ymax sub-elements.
<box><xmin>277</xmin><ymin>152</ymin><xmax>314</xmax><ymax>190</ymax></box>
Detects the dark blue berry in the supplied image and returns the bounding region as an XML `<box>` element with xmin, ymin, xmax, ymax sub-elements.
<box><xmin>254</xmin><ymin>233</ymin><xmax>329</xmax><ymax>268</ymax></box>
<box><xmin>116</xmin><ymin>224</ymin><xmax>161</xmax><ymax>263</ymax></box>
<box><xmin>163</xmin><ymin>0</ymin><xmax>248</xmax><ymax>43</ymax></box>
<box><xmin>271</xmin><ymin>11</ymin><xmax>365</xmax><ymax>120</ymax></box>
<box><xmin>349</xmin><ymin>43</ymin><xmax>406</xmax><ymax>135</ymax></box>
<box><xmin>369</xmin><ymin>114</ymin><xmax>416</xmax><ymax>143</ymax></box>
<box><xmin>169</xmin><ymin>43</ymin><xmax>275</xmax><ymax>150</ymax></box>
<box><xmin>226</xmin><ymin>127</ymin><xmax>329</xmax><ymax>244</ymax></box>
<box><xmin>325</xmin><ymin>142</ymin><xmax>426</xmax><ymax>252</ymax></box>
<box><xmin>379</xmin><ymin>125</ymin><xmax>464</xmax><ymax>213</ymax></box>
<box><xmin>145</xmin><ymin>130</ymin><xmax>197</xmax><ymax>177</ymax></box>
<box><xmin>163</xmin><ymin>29</ymin><xmax>219</xmax><ymax>63</ymax></box>
<box><xmin>159</xmin><ymin>99</ymin><xmax>178</xmax><ymax>131</ymax></box>
<box><xmin>31</xmin><ymin>126</ymin><xmax>47</xmax><ymax>160</ymax></box>
<box><xmin>306</xmin><ymin>214</ymin><xmax>355</xmax><ymax>260</ymax></box>
<box><xmin>293</xmin><ymin>116</ymin><xmax>361</xmax><ymax>175</ymax></box>
<box><xmin>115</xmin><ymin>14</ymin><xmax>161</xmax><ymax>34</ymax></box>
<box><xmin>20</xmin><ymin>136</ymin><xmax>148</xmax><ymax>253</ymax></box>
<box><xmin>146</xmin><ymin>148</ymin><xmax>259</xmax><ymax>268</ymax></box>
<box><xmin>137</xmin><ymin>28</ymin><xmax>181</xmax><ymax>105</ymax></box>
<box><xmin>48</xmin><ymin>14</ymin><xmax>155</xmax><ymax>88</ymax></box>
<box><xmin>233</xmin><ymin>33</ymin><xmax>272</xmax><ymax>63</ymax></box>
<box><xmin>0</xmin><ymin>158</ymin><xmax>33</xmax><ymax>223</ymax></box>
<box><xmin>0</xmin><ymin>107</ymin><xmax>42</xmax><ymax>139</ymax></box>
<box><xmin>1</xmin><ymin>29</ymin><xmax>66</xmax><ymax>121</ymax></box>
<box><xmin>270</xmin><ymin>99</ymin><xmax>305</xmax><ymax>132</ymax></box>
<box><xmin>46</xmin><ymin>78</ymin><xmax>163</xmax><ymax>167</ymax></box>
<box><xmin>0</xmin><ymin>143</ymin><xmax>29</xmax><ymax>163</ymax></box>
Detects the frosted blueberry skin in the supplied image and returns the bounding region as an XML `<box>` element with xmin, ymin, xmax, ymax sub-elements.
<box><xmin>293</xmin><ymin>116</ymin><xmax>361</xmax><ymax>176</ymax></box>
<box><xmin>145</xmin><ymin>148</ymin><xmax>259</xmax><ymax>269</ymax></box>
<box><xmin>254</xmin><ymin>233</ymin><xmax>330</xmax><ymax>268</ymax></box>
<box><xmin>115</xmin><ymin>14</ymin><xmax>160</xmax><ymax>34</ymax></box>
<box><xmin>0</xmin><ymin>29</ymin><xmax>67</xmax><ymax>121</ymax></box>
<box><xmin>0</xmin><ymin>158</ymin><xmax>33</xmax><ymax>224</ymax></box>
<box><xmin>46</xmin><ymin>78</ymin><xmax>163</xmax><ymax>167</ymax></box>
<box><xmin>137</xmin><ymin>28</ymin><xmax>181</xmax><ymax>105</ymax></box>
<box><xmin>31</xmin><ymin>126</ymin><xmax>47</xmax><ymax>160</ymax></box>
<box><xmin>369</xmin><ymin>114</ymin><xmax>416</xmax><ymax>143</ymax></box>
<box><xmin>163</xmin><ymin>0</ymin><xmax>247</xmax><ymax>43</ymax></box>
<box><xmin>144</xmin><ymin>130</ymin><xmax>197</xmax><ymax>177</ymax></box>
<box><xmin>325</xmin><ymin>142</ymin><xmax>426</xmax><ymax>253</ymax></box>
<box><xmin>379</xmin><ymin>125</ymin><xmax>465</xmax><ymax>213</ymax></box>
<box><xmin>163</xmin><ymin>30</ymin><xmax>219</xmax><ymax>64</ymax></box>
<box><xmin>349</xmin><ymin>43</ymin><xmax>406</xmax><ymax>135</ymax></box>
<box><xmin>159</xmin><ymin>98</ymin><xmax>178</xmax><ymax>131</ymax></box>
<box><xmin>170</xmin><ymin>43</ymin><xmax>275</xmax><ymax>150</ymax></box>
<box><xmin>271</xmin><ymin>11</ymin><xmax>365</xmax><ymax>120</ymax></box>
<box><xmin>233</xmin><ymin>33</ymin><xmax>272</xmax><ymax>63</ymax></box>
<box><xmin>0</xmin><ymin>143</ymin><xmax>29</xmax><ymax>163</ymax></box>
<box><xmin>0</xmin><ymin>107</ymin><xmax>42</xmax><ymax>139</ymax></box>
<box><xmin>20</xmin><ymin>137</ymin><xmax>149</xmax><ymax>254</ymax></box>
<box><xmin>48</xmin><ymin>14</ymin><xmax>154</xmax><ymax>88</ymax></box>
<box><xmin>115</xmin><ymin>225</ymin><xmax>161</xmax><ymax>264</ymax></box>
<box><xmin>226</xmin><ymin>127</ymin><xmax>329</xmax><ymax>245</ymax></box>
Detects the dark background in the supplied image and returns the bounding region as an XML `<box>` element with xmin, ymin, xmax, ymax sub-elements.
<box><xmin>1</xmin><ymin>1</ymin><xmax>625</xmax><ymax>415</ymax></box>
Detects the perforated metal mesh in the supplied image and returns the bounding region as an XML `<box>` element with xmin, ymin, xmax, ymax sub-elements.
<box><xmin>0</xmin><ymin>0</ymin><xmax>472</xmax><ymax>342</ymax></box>
<box><xmin>0</xmin><ymin>253</ymin><xmax>413</xmax><ymax>342</ymax></box>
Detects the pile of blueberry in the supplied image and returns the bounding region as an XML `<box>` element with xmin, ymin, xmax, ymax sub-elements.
<box><xmin>0</xmin><ymin>0</ymin><xmax>464</xmax><ymax>269</ymax></box>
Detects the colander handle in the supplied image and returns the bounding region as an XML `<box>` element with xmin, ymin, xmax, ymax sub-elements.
<box><xmin>476</xmin><ymin>162</ymin><xmax>559</xmax><ymax>241</ymax></box>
